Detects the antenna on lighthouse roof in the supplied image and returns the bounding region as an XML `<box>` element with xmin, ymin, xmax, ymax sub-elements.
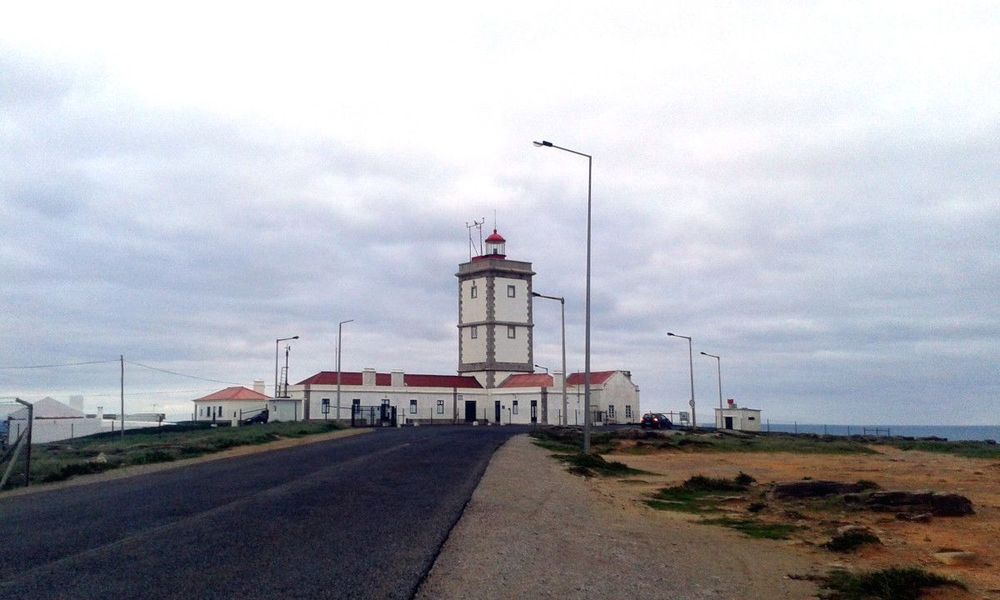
<box><xmin>465</xmin><ymin>218</ymin><xmax>485</xmax><ymax>259</ymax></box>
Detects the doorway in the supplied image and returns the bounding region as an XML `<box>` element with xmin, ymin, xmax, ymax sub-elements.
<box><xmin>724</xmin><ymin>416</ymin><xmax>734</xmax><ymax>430</ymax></box>
<box><xmin>464</xmin><ymin>400</ymin><xmax>477</xmax><ymax>423</ymax></box>
<box><xmin>494</xmin><ymin>400</ymin><xmax>501</xmax><ymax>424</ymax></box>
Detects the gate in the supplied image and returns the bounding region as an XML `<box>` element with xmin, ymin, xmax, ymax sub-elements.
<box><xmin>351</xmin><ymin>404</ymin><xmax>397</xmax><ymax>427</ymax></box>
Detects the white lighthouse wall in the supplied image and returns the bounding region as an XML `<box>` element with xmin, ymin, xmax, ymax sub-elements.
<box><xmin>461</xmin><ymin>326</ymin><xmax>487</xmax><ymax>363</ymax></box>
<box><xmin>493</xmin><ymin>277</ymin><xmax>529</xmax><ymax>322</ymax></box>
<box><xmin>493</xmin><ymin>325</ymin><xmax>529</xmax><ymax>363</ymax></box>
<box><xmin>460</xmin><ymin>278</ymin><xmax>487</xmax><ymax>323</ymax></box>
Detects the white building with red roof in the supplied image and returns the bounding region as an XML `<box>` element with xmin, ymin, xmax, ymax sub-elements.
<box><xmin>193</xmin><ymin>383</ymin><xmax>270</xmax><ymax>424</ymax></box>
<box><xmin>269</xmin><ymin>227</ymin><xmax>640</xmax><ymax>426</ymax></box>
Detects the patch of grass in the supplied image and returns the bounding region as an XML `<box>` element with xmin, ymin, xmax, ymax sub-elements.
<box><xmin>530</xmin><ymin>438</ymin><xmax>579</xmax><ymax>453</ymax></box>
<box><xmin>821</xmin><ymin>567</ymin><xmax>965</xmax><ymax>600</ymax></box>
<box><xmin>700</xmin><ymin>517</ymin><xmax>799</xmax><ymax>539</ymax></box>
<box><xmin>683</xmin><ymin>472</ymin><xmax>756</xmax><ymax>492</ymax></box>
<box><xmin>824</xmin><ymin>530</ymin><xmax>882</xmax><ymax>553</ymax></box>
<box><xmin>554</xmin><ymin>452</ymin><xmax>643</xmax><ymax>477</ymax></box>
<box><xmin>3</xmin><ymin>421</ymin><xmax>343</xmax><ymax>490</ymax></box>
<box><xmin>646</xmin><ymin>473</ymin><xmax>756</xmax><ymax>513</ymax></box>
<box><xmin>879</xmin><ymin>439</ymin><xmax>1000</xmax><ymax>460</ymax></box>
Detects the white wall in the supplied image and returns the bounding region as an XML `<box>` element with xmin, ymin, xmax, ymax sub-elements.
<box><xmin>194</xmin><ymin>401</ymin><xmax>267</xmax><ymax>423</ymax></box>
<box><xmin>493</xmin><ymin>277</ymin><xmax>529</xmax><ymax>322</ymax></box>
<box><xmin>461</xmin><ymin>326</ymin><xmax>487</xmax><ymax>364</ymax></box>
<box><xmin>460</xmin><ymin>278</ymin><xmax>486</xmax><ymax>323</ymax></box>
<box><xmin>493</xmin><ymin>326</ymin><xmax>529</xmax><ymax>363</ymax></box>
<box><xmin>6</xmin><ymin>417</ymin><xmax>102</xmax><ymax>444</ymax></box>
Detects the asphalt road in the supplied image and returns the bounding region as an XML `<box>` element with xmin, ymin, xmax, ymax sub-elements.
<box><xmin>0</xmin><ymin>425</ymin><xmax>524</xmax><ymax>599</ymax></box>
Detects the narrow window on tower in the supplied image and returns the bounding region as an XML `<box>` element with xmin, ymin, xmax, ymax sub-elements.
<box><xmin>471</xmin><ymin>325</ymin><xmax>478</xmax><ymax>339</ymax></box>
<box><xmin>507</xmin><ymin>284</ymin><xmax>515</xmax><ymax>298</ymax></box>
<box><xmin>507</xmin><ymin>325</ymin><xmax>516</xmax><ymax>339</ymax></box>
<box><xmin>471</xmin><ymin>283</ymin><xmax>478</xmax><ymax>299</ymax></box>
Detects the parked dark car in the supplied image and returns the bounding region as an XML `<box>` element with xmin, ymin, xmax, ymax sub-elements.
<box><xmin>640</xmin><ymin>412</ymin><xmax>672</xmax><ymax>429</ymax></box>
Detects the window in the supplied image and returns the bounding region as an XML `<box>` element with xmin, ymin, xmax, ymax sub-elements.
<box><xmin>381</xmin><ymin>398</ymin><xmax>390</xmax><ymax>407</ymax></box>
<box><xmin>625</xmin><ymin>405</ymin><xmax>633</xmax><ymax>419</ymax></box>
<box><xmin>608</xmin><ymin>405</ymin><xmax>616</xmax><ymax>419</ymax></box>
<box><xmin>436</xmin><ymin>399</ymin><xmax>444</xmax><ymax>414</ymax></box>
<box><xmin>471</xmin><ymin>284</ymin><xmax>478</xmax><ymax>298</ymax></box>
<box><xmin>512</xmin><ymin>400</ymin><xmax>519</xmax><ymax>415</ymax></box>
<box><xmin>507</xmin><ymin>325</ymin><xmax>516</xmax><ymax>339</ymax></box>
<box><xmin>353</xmin><ymin>398</ymin><xmax>361</xmax><ymax>407</ymax></box>
<box><xmin>218</xmin><ymin>406</ymin><xmax>222</xmax><ymax>416</ymax></box>
<box><xmin>471</xmin><ymin>325</ymin><xmax>478</xmax><ymax>339</ymax></box>
<box><xmin>409</xmin><ymin>399</ymin><xmax>417</xmax><ymax>414</ymax></box>
<box><xmin>507</xmin><ymin>284</ymin><xmax>515</xmax><ymax>298</ymax></box>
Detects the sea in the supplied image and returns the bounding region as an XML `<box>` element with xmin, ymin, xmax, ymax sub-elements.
<box><xmin>763</xmin><ymin>423</ymin><xmax>1000</xmax><ymax>442</ymax></box>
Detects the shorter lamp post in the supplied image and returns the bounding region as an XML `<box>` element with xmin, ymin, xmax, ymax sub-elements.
<box><xmin>667</xmin><ymin>332</ymin><xmax>696</xmax><ymax>428</ymax></box>
<box><xmin>531</xmin><ymin>291</ymin><xmax>567</xmax><ymax>426</ymax></box>
<box><xmin>700</xmin><ymin>352</ymin><xmax>722</xmax><ymax>427</ymax></box>
<box><xmin>336</xmin><ymin>319</ymin><xmax>354</xmax><ymax>420</ymax></box>
<box><xmin>275</xmin><ymin>335</ymin><xmax>299</xmax><ymax>398</ymax></box>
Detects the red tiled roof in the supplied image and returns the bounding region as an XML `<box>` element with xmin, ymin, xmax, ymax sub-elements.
<box><xmin>566</xmin><ymin>371</ymin><xmax>617</xmax><ymax>386</ymax></box>
<box><xmin>297</xmin><ymin>372</ymin><xmax>483</xmax><ymax>389</ymax></box>
<box><xmin>499</xmin><ymin>373</ymin><xmax>554</xmax><ymax>388</ymax></box>
<box><xmin>485</xmin><ymin>229</ymin><xmax>505</xmax><ymax>243</ymax></box>
<box><xmin>194</xmin><ymin>386</ymin><xmax>270</xmax><ymax>402</ymax></box>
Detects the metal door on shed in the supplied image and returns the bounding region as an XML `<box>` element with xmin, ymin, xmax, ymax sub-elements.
<box><xmin>464</xmin><ymin>400</ymin><xmax>477</xmax><ymax>422</ymax></box>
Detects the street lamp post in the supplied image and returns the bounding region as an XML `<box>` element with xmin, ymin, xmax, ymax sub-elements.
<box><xmin>533</xmin><ymin>140</ymin><xmax>592</xmax><ymax>451</ymax></box>
<box><xmin>275</xmin><ymin>335</ymin><xmax>299</xmax><ymax>399</ymax></box>
<box><xmin>337</xmin><ymin>319</ymin><xmax>354</xmax><ymax>421</ymax></box>
<box><xmin>667</xmin><ymin>332</ymin><xmax>696</xmax><ymax>428</ymax></box>
<box><xmin>532</xmin><ymin>291</ymin><xmax>568</xmax><ymax>427</ymax></box>
<box><xmin>700</xmin><ymin>352</ymin><xmax>723</xmax><ymax>426</ymax></box>
<box><xmin>534</xmin><ymin>364</ymin><xmax>549</xmax><ymax>373</ymax></box>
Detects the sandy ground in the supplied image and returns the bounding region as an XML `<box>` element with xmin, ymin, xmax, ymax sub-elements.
<box><xmin>598</xmin><ymin>439</ymin><xmax>1000</xmax><ymax>599</ymax></box>
<box><xmin>417</xmin><ymin>435</ymin><xmax>821</xmax><ymax>599</ymax></box>
<box><xmin>0</xmin><ymin>428</ymin><xmax>369</xmax><ymax>500</ymax></box>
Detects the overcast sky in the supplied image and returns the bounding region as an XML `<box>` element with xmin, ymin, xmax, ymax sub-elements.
<box><xmin>1</xmin><ymin>2</ymin><xmax>997</xmax><ymax>424</ymax></box>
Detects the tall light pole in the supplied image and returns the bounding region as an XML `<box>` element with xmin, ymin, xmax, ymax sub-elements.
<box><xmin>533</xmin><ymin>140</ymin><xmax>592</xmax><ymax>451</ymax></box>
<box><xmin>532</xmin><ymin>291</ymin><xmax>568</xmax><ymax>427</ymax></box>
<box><xmin>337</xmin><ymin>319</ymin><xmax>354</xmax><ymax>421</ymax></box>
<box><xmin>667</xmin><ymin>332</ymin><xmax>696</xmax><ymax>428</ymax></box>
<box><xmin>275</xmin><ymin>335</ymin><xmax>299</xmax><ymax>398</ymax></box>
<box><xmin>700</xmin><ymin>351</ymin><xmax>723</xmax><ymax>426</ymax></box>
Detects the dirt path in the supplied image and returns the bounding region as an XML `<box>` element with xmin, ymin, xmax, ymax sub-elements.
<box><xmin>0</xmin><ymin>428</ymin><xmax>369</xmax><ymax>499</ymax></box>
<box><xmin>417</xmin><ymin>435</ymin><xmax>820</xmax><ymax>599</ymax></box>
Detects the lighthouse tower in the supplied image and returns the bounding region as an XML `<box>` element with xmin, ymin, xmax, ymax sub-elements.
<box><xmin>457</xmin><ymin>229</ymin><xmax>535</xmax><ymax>388</ymax></box>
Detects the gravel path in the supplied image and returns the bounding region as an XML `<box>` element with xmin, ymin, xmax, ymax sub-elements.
<box><xmin>417</xmin><ymin>434</ymin><xmax>820</xmax><ymax>599</ymax></box>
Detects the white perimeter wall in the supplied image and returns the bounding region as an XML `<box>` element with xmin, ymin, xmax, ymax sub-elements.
<box><xmin>6</xmin><ymin>417</ymin><xmax>102</xmax><ymax>444</ymax></box>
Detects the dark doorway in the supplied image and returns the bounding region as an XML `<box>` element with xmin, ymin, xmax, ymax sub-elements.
<box><xmin>494</xmin><ymin>400</ymin><xmax>501</xmax><ymax>423</ymax></box>
<box><xmin>464</xmin><ymin>400</ymin><xmax>477</xmax><ymax>423</ymax></box>
<box><xmin>724</xmin><ymin>416</ymin><xmax>734</xmax><ymax>430</ymax></box>
<box><xmin>530</xmin><ymin>400</ymin><xmax>538</xmax><ymax>424</ymax></box>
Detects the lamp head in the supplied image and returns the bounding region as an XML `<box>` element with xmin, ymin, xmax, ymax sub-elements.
<box><xmin>667</xmin><ymin>332</ymin><xmax>675</xmax><ymax>337</ymax></box>
<box><xmin>532</xmin><ymin>140</ymin><xmax>553</xmax><ymax>147</ymax></box>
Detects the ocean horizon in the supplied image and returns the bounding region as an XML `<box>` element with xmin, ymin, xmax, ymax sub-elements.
<box><xmin>764</xmin><ymin>423</ymin><xmax>1000</xmax><ymax>442</ymax></box>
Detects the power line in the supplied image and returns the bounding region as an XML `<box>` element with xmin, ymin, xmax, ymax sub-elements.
<box><xmin>125</xmin><ymin>361</ymin><xmax>242</xmax><ymax>386</ymax></box>
<box><xmin>0</xmin><ymin>360</ymin><xmax>117</xmax><ymax>370</ymax></box>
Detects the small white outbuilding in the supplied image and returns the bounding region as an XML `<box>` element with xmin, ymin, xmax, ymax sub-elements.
<box><xmin>714</xmin><ymin>399</ymin><xmax>762</xmax><ymax>432</ymax></box>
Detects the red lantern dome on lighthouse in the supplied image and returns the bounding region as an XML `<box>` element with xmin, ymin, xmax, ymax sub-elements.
<box><xmin>481</xmin><ymin>229</ymin><xmax>506</xmax><ymax>259</ymax></box>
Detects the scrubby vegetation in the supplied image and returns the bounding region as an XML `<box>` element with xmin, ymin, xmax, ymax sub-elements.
<box><xmin>2</xmin><ymin>421</ymin><xmax>342</xmax><ymax>490</ymax></box>
<box><xmin>820</xmin><ymin>567</ymin><xmax>964</xmax><ymax>600</ymax></box>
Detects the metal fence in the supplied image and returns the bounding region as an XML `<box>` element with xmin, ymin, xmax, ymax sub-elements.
<box><xmin>351</xmin><ymin>405</ymin><xmax>397</xmax><ymax>428</ymax></box>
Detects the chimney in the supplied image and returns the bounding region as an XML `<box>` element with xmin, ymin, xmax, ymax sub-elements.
<box><xmin>391</xmin><ymin>369</ymin><xmax>404</xmax><ymax>388</ymax></box>
<box><xmin>552</xmin><ymin>371</ymin><xmax>564</xmax><ymax>390</ymax></box>
<box><xmin>253</xmin><ymin>380</ymin><xmax>266</xmax><ymax>395</ymax></box>
<box><xmin>362</xmin><ymin>368</ymin><xmax>376</xmax><ymax>387</ymax></box>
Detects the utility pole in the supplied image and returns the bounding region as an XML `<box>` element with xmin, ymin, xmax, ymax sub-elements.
<box><xmin>120</xmin><ymin>355</ymin><xmax>125</xmax><ymax>441</ymax></box>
